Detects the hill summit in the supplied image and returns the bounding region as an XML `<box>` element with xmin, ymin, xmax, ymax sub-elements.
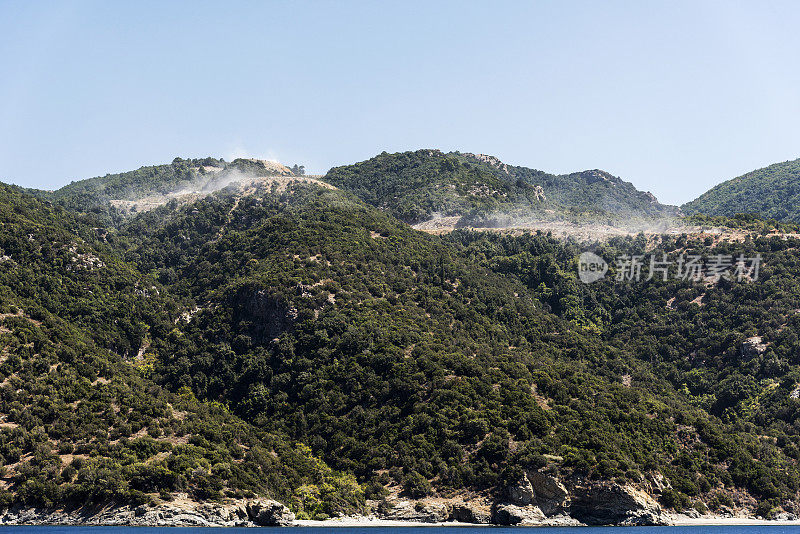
<box><xmin>324</xmin><ymin>150</ymin><xmax>676</xmax><ymax>227</ymax></box>
<box><xmin>683</xmin><ymin>158</ymin><xmax>800</xmax><ymax>222</ymax></box>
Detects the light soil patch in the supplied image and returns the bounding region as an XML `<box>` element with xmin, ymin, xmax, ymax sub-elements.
<box><xmin>111</xmin><ymin>174</ymin><xmax>337</xmax><ymax>215</ymax></box>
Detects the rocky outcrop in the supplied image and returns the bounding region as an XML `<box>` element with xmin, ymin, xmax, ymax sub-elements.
<box><xmin>569</xmin><ymin>482</ymin><xmax>667</xmax><ymax>526</ymax></box>
<box><xmin>371</xmin><ymin>474</ymin><xmax>669</xmax><ymax>527</ymax></box>
<box><xmin>241</xmin><ymin>289</ymin><xmax>298</xmax><ymax>342</ymax></box>
<box><xmin>450</xmin><ymin>502</ymin><xmax>492</xmax><ymax>524</ymax></box>
<box><xmin>374</xmin><ymin>498</ymin><xmax>496</xmax><ymax>525</ymax></box>
<box><xmin>502</xmin><ymin>472</ymin><xmax>666</xmax><ymax>526</ymax></box>
<box><xmin>493</xmin><ymin>503</ymin><xmax>546</xmax><ymax>525</ymax></box>
<box><xmin>528</xmin><ymin>471</ymin><xmax>570</xmax><ymax>514</ymax></box>
<box><xmin>378</xmin><ymin>500</ymin><xmax>450</xmax><ymax>522</ymax></box>
<box><xmin>462</xmin><ymin>153</ymin><xmax>510</xmax><ymax>174</ymax></box>
<box><xmin>741</xmin><ymin>336</ymin><xmax>768</xmax><ymax>358</ymax></box>
<box><xmin>582</xmin><ymin>169</ymin><xmax>623</xmax><ymax>185</ymax></box>
<box><xmin>507</xmin><ymin>474</ymin><xmax>535</xmax><ymax>505</ymax></box>
<box><xmin>244</xmin><ymin>499</ymin><xmax>296</xmax><ymax>526</ymax></box>
<box><xmin>0</xmin><ymin>498</ymin><xmax>294</xmax><ymax>527</ymax></box>
<box><xmin>0</xmin><ymin>480</ymin><xmax>671</xmax><ymax>527</ymax></box>
<box><xmin>645</xmin><ymin>472</ymin><xmax>672</xmax><ymax>494</ymax></box>
<box><xmin>507</xmin><ymin>471</ymin><xmax>569</xmax><ymax>515</ymax></box>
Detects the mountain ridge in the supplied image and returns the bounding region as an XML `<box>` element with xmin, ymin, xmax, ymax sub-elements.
<box><xmin>324</xmin><ymin>149</ymin><xmax>677</xmax><ymax>227</ymax></box>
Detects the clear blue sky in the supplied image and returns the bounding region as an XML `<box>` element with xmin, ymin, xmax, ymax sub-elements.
<box><xmin>2</xmin><ymin>0</ymin><xmax>799</xmax><ymax>205</ymax></box>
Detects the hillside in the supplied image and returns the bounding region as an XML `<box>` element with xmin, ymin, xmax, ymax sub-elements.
<box><xmin>324</xmin><ymin>150</ymin><xmax>676</xmax><ymax>227</ymax></box>
<box><xmin>116</xmin><ymin>181</ymin><xmax>798</xmax><ymax>522</ymax></box>
<box><xmin>322</xmin><ymin>150</ymin><xmax>547</xmax><ymax>224</ymax></box>
<box><xmin>0</xmin><ymin>184</ymin><xmax>362</xmax><ymax>522</ymax></box>
<box><xmin>683</xmin><ymin>158</ymin><xmax>800</xmax><ymax>221</ymax></box>
<box><xmin>1</xmin><ymin>154</ymin><xmax>800</xmax><ymax>524</ymax></box>
<box><xmin>454</xmin><ymin>152</ymin><xmax>675</xmax><ymax>219</ymax></box>
<box><xmin>449</xmin><ymin>229</ymin><xmax>800</xmax><ymax>516</ymax></box>
<box><xmin>40</xmin><ymin>157</ymin><xmax>310</xmax><ymax>224</ymax></box>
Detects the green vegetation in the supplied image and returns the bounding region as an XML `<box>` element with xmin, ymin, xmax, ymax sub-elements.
<box><xmin>683</xmin><ymin>213</ymin><xmax>800</xmax><ymax>234</ymax></box>
<box><xmin>0</xmin><ymin>184</ymin><xmax>362</xmax><ymax>516</ymax></box>
<box><xmin>3</xmin><ymin>151</ymin><xmax>800</xmax><ymax>517</ymax></box>
<box><xmin>448</xmin><ymin>229</ymin><xmax>800</xmax><ymax>510</ymax></box>
<box><xmin>116</xmin><ymin>182</ymin><xmax>797</xmax><ymax>513</ymax></box>
<box><xmin>323</xmin><ymin>149</ymin><xmax>547</xmax><ymax>223</ymax></box>
<box><xmin>683</xmin><ymin>158</ymin><xmax>800</xmax><ymax>222</ymax></box>
<box><xmin>452</xmin><ymin>152</ymin><xmax>676</xmax><ymax>218</ymax></box>
<box><xmin>42</xmin><ymin>157</ymin><xmax>223</xmax><ymax>219</ymax></box>
<box><xmin>36</xmin><ymin>156</ymin><xmax>300</xmax><ymax>226</ymax></box>
<box><xmin>323</xmin><ymin>150</ymin><xmax>676</xmax><ymax>225</ymax></box>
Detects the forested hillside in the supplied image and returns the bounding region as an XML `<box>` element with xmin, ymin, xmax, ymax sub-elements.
<box><xmin>2</xmin><ymin>153</ymin><xmax>800</xmax><ymax>523</ymax></box>
<box><xmin>116</xmin><ymin>181</ymin><xmax>798</xmax><ymax>519</ymax></box>
<box><xmin>683</xmin><ymin>158</ymin><xmax>800</xmax><ymax>221</ymax></box>
<box><xmin>0</xmin><ymin>184</ymin><xmax>361</xmax><ymax>518</ymax></box>
<box><xmin>323</xmin><ymin>150</ymin><xmax>546</xmax><ymax>223</ymax></box>
<box><xmin>324</xmin><ymin>150</ymin><xmax>676</xmax><ymax>226</ymax></box>
<box><xmin>448</xmin><ymin>229</ymin><xmax>800</xmax><ymax>516</ymax></box>
<box><xmin>453</xmin><ymin>152</ymin><xmax>676</xmax><ymax>219</ymax></box>
<box><xmin>37</xmin><ymin>157</ymin><xmax>299</xmax><ymax>225</ymax></box>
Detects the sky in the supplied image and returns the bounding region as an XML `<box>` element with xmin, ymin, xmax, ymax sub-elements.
<box><xmin>1</xmin><ymin>0</ymin><xmax>800</xmax><ymax>205</ymax></box>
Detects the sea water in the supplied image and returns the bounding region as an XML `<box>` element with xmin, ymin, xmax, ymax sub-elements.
<box><xmin>2</xmin><ymin>527</ymin><xmax>800</xmax><ymax>534</ymax></box>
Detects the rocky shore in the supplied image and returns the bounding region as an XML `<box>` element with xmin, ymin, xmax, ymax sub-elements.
<box><xmin>367</xmin><ymin>473</ymin><xmax>667</xmax><ymax>527</ymax></box>
<box><xmin>0</xmin><ymin>474</ymin><xmax>788</xmax><ymax>527</ymax></box>
<box><xmin>0</xmin><ymin>497</ymin><xmax>296</xmax><ymax>527</ymax></box>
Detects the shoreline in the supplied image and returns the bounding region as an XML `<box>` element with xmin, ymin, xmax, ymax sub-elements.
<box><xmin>294</xmin><ymin>518</ymin><xmax>480</xmax><ymax>527</ymax></box>
<box><xmin>1</xmin><ymin>499</ymin><xmax>799</xmax><ymax>528</ymax></box>
<box><xmin>2</xmin><ymin>516</ymin><xmax>800</xmax><ymax>527</ymax></box>
<box><xmin>666</xmin><ymin>514</ymin><xmax>800</xmax><ymax>527</ymax></box>
<box><xmin>292</xmin><ymin>513</ymin><xmax>800</xmax><ymax>528</ymax></box>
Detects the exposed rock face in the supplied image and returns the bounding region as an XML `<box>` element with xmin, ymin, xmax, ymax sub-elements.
<box><xmin>508</xmin><ymin>471</ymin><xmax>569</xmax><ymax>515</ymax></box>
<box><xmin>741</xmin><ymin>336</ymin><xmax>768</xmax><ymax>358</ymax></box>
<box><xmin>493</xmin><ymin>503</ymin><xmax>546</xmax><ymax>525</ymax></box>
<box><xmin>243</xmin><ymin>289</ymin><xmax>298</xmax><ymax>342</ymax></box>
<box><xmin>373</xmin><ymin>474</ymin><xmax>669</xmax><ymax>527</ymax></box>
<box><xmin>0</xmin><ymin>498</ymin><xmax>294</xmax><ymax>527</ymax></box>
<box><xmin>508</xmin><ymin>474</ymin><xmax>535</xmax><ymax>505</ymax></box>
<box><xmin>379</xmin><ymin>500</ymin><xmax>450</xmax><ymax>522</ymax></box>
<box><xmin>450</xmin><ymin>502</ymin><xmax>492</xmax><ymax>524</ymax></box>
<box><xmin>0</xmin><ymin>481</ymin><xmax>671</xmax><ymax>527</ymax></box>
<box><xmin>244</xmin><ymin>499</ymin><xmax>296</xmax><ymax>526</ymax></box>
<box><xmin>645</xmin><ymin>472</ymin><xmax>672</xmax><ymax>494</ymax></box>
<box><xmin>375</xmin><ymin>498</ymin><xmax>496</xmax><ymax>525</ymax></box>
<box><xmin>582</xmin><ymin>169</ymin><xmax>623</xmax><ymax>185</ymax></box>
<box><xmin>528</xmin><ymin>471</ymin><xmax>570</xmax><ymax>515</ymax></box>
<box><xmin>503</xmin><ymin>473</ymin><xmax>666</xmax><ymax>525</ymax></box>
<box><xmin>569</xmin><ymin>483</ymin><xmax>666</xmax><ymax>526</ymax></box>
<box><xmin>462</xmin><ymin>153</ymin><xmax>510</xmax><ymax>174</ymax></box>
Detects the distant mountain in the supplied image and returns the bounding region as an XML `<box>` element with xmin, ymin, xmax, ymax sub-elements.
<box><xmin>324</xmin><ymin>150</ymin><xmax>676</xmax><ymax>225</ymax></box>
<box><xmin>322</xmin><ymin>149</ymin><xmax>546</xmax><ymax>224</ymax></box>
<box><xmin>454</xmin><ymin>152</ymin><xmax>673</xmax><ymax>218</ymax></box>
<box><xmin>682</xmin><ymin>158</ymin><xmax>800</xmax><ymax>221</ymax></box>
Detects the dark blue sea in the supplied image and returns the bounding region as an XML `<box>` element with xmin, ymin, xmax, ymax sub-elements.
<box><xmin>2</xmin><ymin>528</ymin><xmax>800</xmax><ymax>533</ymax></box>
